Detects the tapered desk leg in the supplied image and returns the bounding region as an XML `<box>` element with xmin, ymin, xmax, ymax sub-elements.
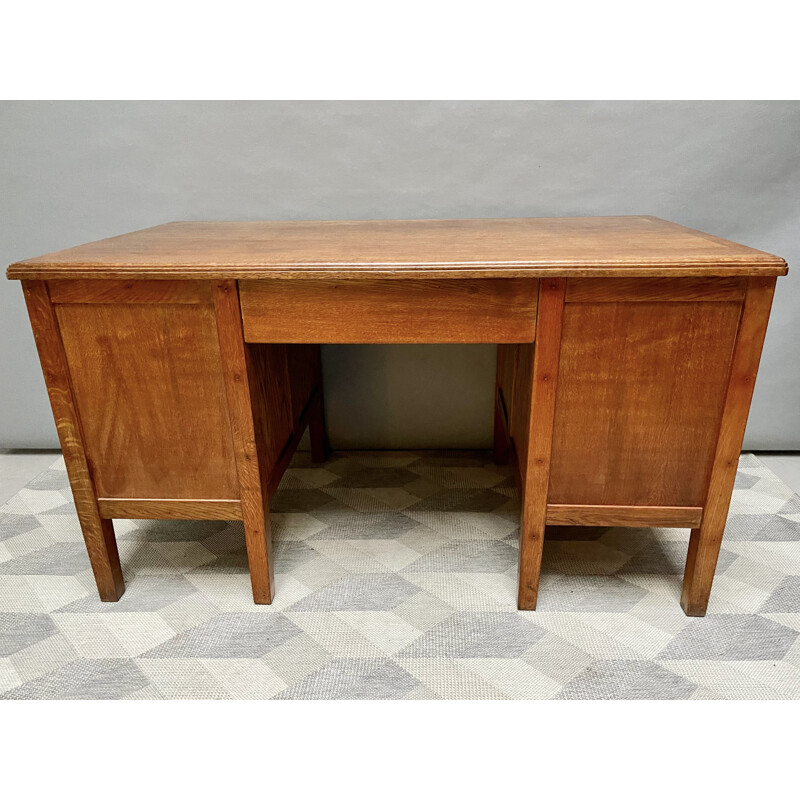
<box><xmin>213</xmin><ymin>280</ymin><xmax>274</xmax><ymax>604</ymax></box>
<box><xmin>518</xmin><ymin>279</ymin><xmax>566</xmax><ymax>610</ymax></box>
<box><xmin>22</xmin><ymin>281</ymin><xmax>125</xmax><ymax>601</ymax></box>
<box><xmin>309</xmin><ymin>348</ymin><xmax>329</xmax><ymax>463</ymax></box>
<box><xmin>681</xmin><ymin>276</ymin><xmax>776</xmax><ymax>616</ymax></box>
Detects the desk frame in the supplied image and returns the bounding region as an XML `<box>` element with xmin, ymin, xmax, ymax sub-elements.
<box><xmin>20</xmin><ymin>273</ymin><xmax>776</xmax><ymax>617</ymax></box>
<box><xmin>11</xmin><ymin>216</ymin><xmax>786</xmax><ymax>618</ymax></box>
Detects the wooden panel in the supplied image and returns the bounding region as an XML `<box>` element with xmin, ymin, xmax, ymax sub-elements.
<box><xmin>242</xmin><ymin>343</ymin><xmax>326</xmax><ymax>493</ymax></box>
<box><xmin>496</xmin><ymin>344</ymin><xmax>517</xmax><ymax>425</ymax></box>
<box><xmin>9</xmin><ymin>217</ymin><xmax>787</xmax><ymax>281</ymax></box>
<box><xmin>266</xmin><ymin>387</ymin><xmax>322</xmax><ymax>496</ymax></box>
<box><xmin>285</xmin><ymin>343</ymin><xmax>328</xmax><ymax>463</ymax></box>
<box><xmin>518</xmin><ymin>279</ymin><xmax>567</xmax><ymax>610</ymax></box>
<box><xmin>509</xmin><ymin>343</ymin><xmax>534</xmax><ymax>470</ymax></box>
<box><xmin>682</xmin><ymin>276</ymin><xmax>777</xmax><ymax>616</ymax></box>
<box><xmin>213</xmin><ymin>281</ymin><xmax>274</xmax><ymax>604</ymax></box>
<box><xmin>21</xmin><ymin>281</ymin><xmax>125</xmax><ymax>601</ymax></box>
<box><xmin>548</xmin><ymin>300</ymin><xmax>743</xmax><ymax>507</ymax></box>
<box><xmin>286</xmin><ymin>344</ymin><xmax>322</xmax><ymax>424</ymax></box>
<box><xmin>49</xmin><ymin>279</ymin><xmax>210</xmax><ymax>304</ymax></box>
<box><xmin>239</xmin><ymin>279</ymin><xmax>539</xmax><ymax>343</ymax></box>
<box><xmin>493</xmin><ymin>346</ymin><xmax>514</xmax><ymax>466</ymax></box>
<box><xmin>247</xmin><ymin>344</ymin><xmax>294</xmax><ymax>473</ymax></box>
<box><xmin>546</xmin><ymin>504</ymin><xmax>703</xmax><ymax>527</ymax></box>
<box><xmin>566</xmin><ymin>277</ymin><xmax>745</xmax><ymax>303</ymax></box>
<box><xmin>55</xmin><ymin>301</ymin><xmax>239</xmax><ymax>500</ymax></box>
<box><xmin>98</xmin><ymin>498</ymin><xmax>242</xmax><ymax>520</ymax></box>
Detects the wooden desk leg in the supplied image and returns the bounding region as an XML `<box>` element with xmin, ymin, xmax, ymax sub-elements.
<box><xmin>681</xmin><ymin>276</ymin><xmax>776</xmax><ymax>616</ymax></box>
<box><xmin>493</xmin><ymin>388</ymin><xmax>510</xmax><ymax>466</ymax></box>
<box><xmin>518</xmin><ymin>279</ymin><xmax>566</xmax><ymax>610</ymax></box>
<box><xmin>309</xmin><ymin>348</ymin><xmax>329</xmax><ymax>463</ymax></box>
<box><xmin>22</xmin><ymin>281</ymin><xmax>125</xmax><ymax>601</ymax></box>
<box><xmin>213</xmin><ymin>281</ymin><xmax>274</xmax><ymax>604</ymax></box>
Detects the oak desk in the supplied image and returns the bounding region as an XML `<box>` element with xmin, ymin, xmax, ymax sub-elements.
<box><xmin>7</xmin><ymin>217</ymin><xmax>788</xmax><ymax>616</ymax></box>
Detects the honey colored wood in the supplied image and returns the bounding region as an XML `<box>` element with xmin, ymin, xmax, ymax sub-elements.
<box><xmin>48</xmin><ymin>279</ymin><xmax>210</xmax><ymax>304</ymax></box>
<box><xmin>98</xmin><ymin>498</ymin><xmax>242</xmax><ymax>520</ymax></box>
<box><xmin>509</xmin><ymin>343</ymin><xmax>535</xmax><ymax>471</ymax></box>
<box><xmin>681</xmin><ymin>276</ymin><xmax>778</xmax><ymax>616</ymax></box>
<box><xmin>565</xmin><ymin>276</ymin><xmax>746</xmax><ymax>304</ymax></box>
<box><xmin>241</xmin><ymin>343</ymin><xmax>327</xmax><ymax>494</ymax></box>
<box><xmin>286</xmin><ymin>344</ymin><xmax>325</xmax><ymax>445</ymax></box>
<box><xmin>546</xmin><ymin>504</ymin><xmax>703</xmax><ymax>528</ymax></box>
<box><xmin>548</xmin><ymin>299</ymin><xmax>743</xmax><ymax>507</ymax></box>
<box><xmin>246</xmin><ymin>344</ymin><xmax>294</xmax><ymax>475</ymax></box>
<box><xmin>493</xmin><ymin>388</ymin><xmax>511</xmax><ymax>466</ymax></box>
<box><xmin>9</xmin><ymin>218</ymin><xmax>787</xmax><ymax>614</ymax></box>
<box><xmin>21</xmin><ymin>281</ymin><xmax>125</xmax><ymax>601</ymax></box>
<box><xmin>239</xmin><ymin>279</ymin><xmax>539</xmax><ymax>343</ymax></box>
<box><xmin>496</xmin><ymin>346</ymin><xmax>517</xmax><ymax>422</ymax></box>
<box><xmin>266</xmin><ymin>387</ymin><xmax>324</xmax><ymax>497</ymax></box>
<box><xmin>213</xmin><ymin>280</ymin><xmax>275</xmax><ymax>604</ymax></box>
<box><xmin>8</xmin><ymin>217</ymin><xmax>787</xmax><ymax>281</ymax></box>
<box><xmin>54</xmin><ymin>300</ymin><xmax>240</xmax><ymax>500</ymax></box>
<box><xmin>494</xmin><ymin>344</ymin><xmax>517</xmax><ymax>466</ymax></box>
<box><xmin>518</xmin><ymin>279</ymin><xmax>567</xmax><ymax>610</ymax></box>
<box><xmin>285</xmin><ymin>342</ymin><xmax>328</xmax><ymax>462</ymax></box>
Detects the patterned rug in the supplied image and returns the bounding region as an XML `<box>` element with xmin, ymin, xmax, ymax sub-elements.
<box><xmin>1</xmin><ymin>450</ymin><xmax>799</xmax><ymax>700</ymax></box>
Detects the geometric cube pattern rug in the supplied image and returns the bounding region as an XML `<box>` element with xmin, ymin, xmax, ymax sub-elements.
<box><xmin>1</xmin><ymin>451</ymin><xmax>800</xmax><ymax>700</ymax></box>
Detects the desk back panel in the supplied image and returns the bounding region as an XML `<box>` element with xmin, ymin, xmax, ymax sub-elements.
<box><xmin>547</xmin><ymin>280</ymin><xmax>744</xmax><ymax>507</ymax></box>
<box><xmin>52</xmin><ymin>284</ymin><xmax>241</xmax><ymax>500</ymax></box>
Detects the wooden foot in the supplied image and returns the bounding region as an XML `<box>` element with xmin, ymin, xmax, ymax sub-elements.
<box><xmin>680</xmin><ymin>525</ymin><xmax>722</xmax><ymax>616</ymax></box>
<box><xmin>82</xmin><ymin>517</ymin><xmax>125</xmax><ymax>601</ymax></box>
<box><xmin>242</xmin><ymin>508</ymin><xmax>275</xmax><ymax>605</ymax></box>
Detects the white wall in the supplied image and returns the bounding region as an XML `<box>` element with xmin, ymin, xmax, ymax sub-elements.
<box><xmin>2</xmin><ymin>101</ymin><xmax>798</xmax><ymax>449</ymax></box>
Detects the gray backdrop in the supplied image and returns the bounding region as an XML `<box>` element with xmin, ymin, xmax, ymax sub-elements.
<box><xmin>1</xmin><ymin>101</ymin><xmax>798</xmax><ymax>450</ymax></box>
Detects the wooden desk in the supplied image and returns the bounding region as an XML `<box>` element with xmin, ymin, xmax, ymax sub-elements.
<box><xmin>7</xmin><ymin>216</ymin><xmax>788</xmax><ymax>616</ymax></box>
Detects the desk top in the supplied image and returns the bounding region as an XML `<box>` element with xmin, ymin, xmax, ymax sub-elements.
<box><xmin>7</xmin><ymin>216</ymin><xmax>787</xmax><ymax>280</ymax></box>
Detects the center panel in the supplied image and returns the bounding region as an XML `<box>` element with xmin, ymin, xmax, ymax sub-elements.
<box><xmin>238</xmin><ymin>278</ymin><xmax>539</xmax><ymax>344</ymax></box>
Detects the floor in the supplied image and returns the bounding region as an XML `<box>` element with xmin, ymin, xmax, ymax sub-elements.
<box><xmin>1</xmin><ymin>449</ymin><xmax>800</xmax><ymax>699</ymax></box>
<box><xmin>755</xmin><ymin>454</ymin><xmax>800</xmax><ymax>497</ymax></box>
<box><xmin>0</xmin><ymin>451</ymin><xmax>64</xmax><ymax>506</ymax></box>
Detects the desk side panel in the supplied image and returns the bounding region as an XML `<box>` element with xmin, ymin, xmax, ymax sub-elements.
<box><xmin>548</xmin><ymin>279</ymin><xmax>744</xmax><ymax>508</ymax></box>
<box><xmin>52</xmin><ymin>282</ymin><xmax>240</xmax><ymax>500</ymax></box>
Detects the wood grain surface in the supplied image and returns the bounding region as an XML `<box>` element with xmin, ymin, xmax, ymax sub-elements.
<box><xmin>239</xmin><ymin>278</ymin><xmax>539</xmax><ymax>343</ymax></box>
<box><xmin>565</xmin><ymin>276</ymin><xmax>746</xmax><ymax>304</ymax></box>
<box><xmin>48</xmin><ymin>279</ymin><xmax>210</xmax><ymax>304</ymax></box>
<box><xmin>213</xmin><ymin>280</ymin><xmax>275</xmax><ymax>604</ymax></box>
<box><xmin>548</xmin><ymin>299</ymin><xmax>743</xmax><ymax>507</ymax></box>
<box><xmin>21</xmin><ymin>281</ymin><xmax>126</xmax><ymax>601</ymax></box>
<box><xmin>10</xmin><ymin>219</ymin><xmax>787</xmax><ymax>615</ymax></box>
<box><xmin>55</xmin><ymin>301</ymin><xmax>240</xmax><ymax>500</ymax></box>
<box><xmin>8</xmin><ymin>216</ymin><xmax>787</xmax><ymax>280</ymax></box>
<box><xmin>681</xmin><ymin>277</ymin><xmax>778</xmax><ymax>616</ymax></box>
<box><xmin>517</xmin><ymin>279</ymin><xmax>567</xmax><ymax>610</ymax></box>
<box><xmin>98</xmin><ymin>498</ymin><xmax>243</xmax><ymax>520</ymax></box>
<box><xmin>545</xmin><ymin>504</ymin><xmax>703</xmax><ymax>527</ymax></box>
